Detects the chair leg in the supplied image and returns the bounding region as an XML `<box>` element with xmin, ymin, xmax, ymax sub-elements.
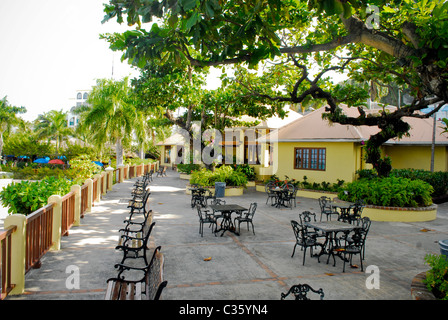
<box><xmin>303</xmin><ymin>247</ymin><xmax>307</xmax><ymax>265</ymax></box>
<box><xmin>291</xmin><ymin>244</ymin><xmax>297</xmax><ymax>258</ymax></box>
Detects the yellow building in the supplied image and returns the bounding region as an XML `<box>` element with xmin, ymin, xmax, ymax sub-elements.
<box><xmin>258</xmin><ymin>105</ymin><xmax>448</xmax><ymax>184</ymax></box>
<box><xmin>156</xmin><ymin>110</ymin><xmax>302</xmax><ymax>169</ymax></box>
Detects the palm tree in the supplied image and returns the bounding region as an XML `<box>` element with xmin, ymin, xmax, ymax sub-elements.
<box><xmin>78</xmin><ymin>77</ymin><xmax>137</xmax><ymax>166</ymax></box>
<box><xmin>0</xmin><ymin>96</ymin><xmax>27</xmax><ymax>157</ymax></box>
<box><xmin>35</xmin><ymin>109</ymin><xmax>73</xmax><ymax>154</ymax></box>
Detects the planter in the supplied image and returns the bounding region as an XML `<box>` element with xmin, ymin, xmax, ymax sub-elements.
<box><xmin>246</xmin><ymin>181</ymin><xmax>256</xmax><ymax>187</ymax></box>
<box><xmin>179</xmin><ymin>173</ymin><xmax>191</xmax><ymax>180</ymax></box>
<box><xmin>362</xmin><ymin>204</ymin><xmax>437</xmax><ymax>222</ymax></box>
<box><xmin>185</xmin><ymin>185</ymin><xmax>244</xmax><ymax>196</ymax></box>
<box><xmin>411</xmin><ymin>272</ymin><xmax>437</xmax><ymax>300</ymax></box>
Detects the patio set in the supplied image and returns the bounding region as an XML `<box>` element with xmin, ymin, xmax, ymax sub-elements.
<box><xmin>189</xmin><ymin>185</ymin><xmax>257</xmax><ymax>237</ymax></box>
<box><xmin>189</xmin><ymin>182</ymin><xmax>370</xmax><ymax>274</ymax></box>
<box><xmin>187</xmin><ymin>182</ymin><xmax>371</xmax><ymax>300</ymax></box>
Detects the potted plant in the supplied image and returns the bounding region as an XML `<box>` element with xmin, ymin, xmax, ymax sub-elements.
<box><xmin>422</xmin><ymin>254</ymin><xmax>448</xmax><ymax>300</ymax></box>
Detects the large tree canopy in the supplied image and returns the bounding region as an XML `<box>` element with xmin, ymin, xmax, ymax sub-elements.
<box><xmin>102</xmin><ymin>0</ymin><xmax>448</xmax><ymax>175</ymax></box>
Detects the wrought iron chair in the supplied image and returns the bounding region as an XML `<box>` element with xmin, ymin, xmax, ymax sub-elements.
<box><xmin>352</xmin><ymin>216</ymin><xmax>371</xmax><ymax>259</ymax></box>
<box><xmin>281</xmin><ymin>188</ymin><xmax>296</xmax><ymax>209</ymax></box>
<box><xmin>282</xmin><ymin>183</ymin><xmax>297</xmax><ymax>207</ymax></box>
<box><xmin>330</xmin><ymin>227</ymin><xmax>366</xmax><ymax>272</ymax></box>
<box><xmin>318</xmin><ymin>196</ymin><xmax>339</xmax><ymax>221</ymax></box>
<box><xmin>234</xmin><ymin>202</ymin><xmax>257</xmax><ymax>235</ymax></box>
<box><xmin>298</xmin><ymin>211</ymin><xmax>325</xmax><ymax>239</ymax></box>
<box><xmin>281</xmin><ymin>283</ymin><xmax>325</xmax><ymax>300</ymax></box>
<box><xmin>265</xmin><ymin>182</ymin><xmax>277</xmax><ymax>205</ymax></box>
<box><xmin>197</xmin><ymin>206</ymin><xmax>217</xmax><ymax>237</ymax></box>
<box><xmin>191</xmin><ymin>187</ymin><xmax>207</xmax><ymax>208</ymax></box>
<box><xmin>290</xmin><ymin>220</ymin><xmax>323</xmax><ymax>265</ymax></box>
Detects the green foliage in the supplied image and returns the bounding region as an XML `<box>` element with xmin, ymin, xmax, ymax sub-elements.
<box><xmin>0</xmin><ymin>177</ymin><xmax>76</xmax><ymax>215</ymax></box>
<box><xmin>357</xmin><ymin>168</ymin><xmax>448</xmax><ymax>198</ymax></box>
<box><xmin>190</xmin><ymin>165</ymin><xmax>247</xmax><ymax>187</ymax></box>
<box><xmin>67</xmin><ymin>159</ymin><xmax>102</xmax><ymax>182</ymax></box>
<box><xmin>177</xmin><ymin>163</ymin><xmax>201</xmax><ymax>174</ymax></box>
<box><xmin>338</xmin><ymin>176</ymin><xmax>433</xmax><ymax>207</ymax></box>
<box><xmin>232</xmin><ymin>164</ymin><xmax>256</xmax><ymax>181</ymax></box>
<box><xmin>424</xmin><ymin>254</ymin><xmax>448</xmax><ymax>300</ymax></box>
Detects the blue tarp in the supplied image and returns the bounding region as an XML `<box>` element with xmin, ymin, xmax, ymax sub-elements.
<box><xmin>93</xmin><ymin>161</ymin><xmax>104</xmax><ymax>167</ymax></box>
<box><xmin>34</xmin><ymin>158</ymin><xmax>49</xmax><ymax>163</ymax></box>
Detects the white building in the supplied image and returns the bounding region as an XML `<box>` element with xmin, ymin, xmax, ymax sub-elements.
<box><xmin>67</xmin><ymin>90</ymin><xmax>89</xmax><ymax>128</ymax></box>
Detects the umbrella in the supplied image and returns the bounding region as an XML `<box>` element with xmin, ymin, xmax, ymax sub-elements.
<box><xmin>49</xmin><ymin>159</ymin><xmax>65</xmax><ymax>164</ymax></box>
<box><xmin>34</xmin><ymin>158</ymin><xmax>49</xmax><ymax>164</ymax></box>
<box><xmin>93</xmin><ymin>161</ymin><xmax>104</xmax><ymax>167</ymax></box>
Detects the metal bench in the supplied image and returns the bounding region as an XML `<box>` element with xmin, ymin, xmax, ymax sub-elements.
<box><xmin>116</xmin><ymin>221</ymin><xmax>155</xmax><ymax>265</ymax></box>
<box><xmin>281</xmin><ymin>283</ymin><xmax>324</xmax><ymax>300</ymax></box>
<box><xmin>105</xmin><ymin>246</ymin><xmax>167</xmax><ymax>300</ymax></box>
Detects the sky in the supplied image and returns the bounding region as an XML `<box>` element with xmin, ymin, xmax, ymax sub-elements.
<box><xmin>0</xmin><ymin>0</ymin><xmax>142</xmax><ymax>122</ymax></box>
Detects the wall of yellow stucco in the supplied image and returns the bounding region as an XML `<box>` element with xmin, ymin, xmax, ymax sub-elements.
<box><xmin>384</xmin><ymin>145</ymin><xmax>448</xmax><ymax>171</ymax></box>
<box><xmin>272</xmin><ymin>141</ymin><xmax>363</xmax><ymax>184</ymax></box>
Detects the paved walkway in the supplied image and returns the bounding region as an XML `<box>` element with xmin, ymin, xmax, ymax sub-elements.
<box><xmin>3</xmin><ymin>172</ymin><xmax>448</xmax><ymax>301</ymax></box>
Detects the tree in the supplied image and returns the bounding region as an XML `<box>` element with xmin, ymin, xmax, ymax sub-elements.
<box><xmin>132</xmin><ymin>61</ymin><xmax>285</xmax><ymax>167</ymax></box>
<box><xmin>35</xmin><ymin>109</ymin><xmax>73</xmax><ymax>154</ymax></box>
<box><xmin>77</xmin><ymin>77</ymin><xmax>138</xmax><ymax>166</ymax></box>
<box><xmin>0</xmin><ymin>96</ymin><xmax>26</xmax><ymax>157</ymax></box>
<box><xmin>102</xmin><ymin>0</ymin><xmax>448</xmax><ymax>176</ymax></box>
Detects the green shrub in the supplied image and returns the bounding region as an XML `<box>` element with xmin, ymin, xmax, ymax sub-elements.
<box><xmin>190</xmin><ymin>165</ymin><xmax>247</xmax><ymax>187</ymax></box>
<box><xmin>233</xmin><ymin>164</ymin><xmax>256</xmax><ymax>181</ymax></box>
<box><xmin>356</xmin><ymin>168</ymin><xmax>448</xmax><ymax>198</ymax></box>
<box><xmin>424</xmin><ymin>254</ymin><xmax>448</xmax><ymax>300</ymax></box>
<box><xmin>338</xmin><ymin>176</ymin><xmax>433</xmax><ymax>207</ymax></box>
<box><xmin>177</xmin><ymin>163</ymin><xmax>201</xmax><ymax>174</ymax></box>
<box><xmin>0</xmin><ymin>177</ymin><xmax>77</xmax><ymax>215</ymax></box>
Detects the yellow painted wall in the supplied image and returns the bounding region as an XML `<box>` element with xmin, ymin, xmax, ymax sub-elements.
<box><xmin>273</xmin><ymin>141</ymin><xmax>362</xmax><ymax>184</ymax></box>
<box><xmin>384</xmin><ymin>145</ymin><xmax>448</xmax><ymax>171</ymax></box>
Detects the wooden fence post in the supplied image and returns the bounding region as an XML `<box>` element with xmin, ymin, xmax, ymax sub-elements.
<box><xmin>105</xmin><ymin>167</ymin><xmax>114</xmax><ymax>190</ymax></box>
<box><xmin>48</xmin><ymin>195</ymin><xmax>62</xmax><ymax>251</ymax></box>
<box><xmin>71</xmin><ymin>185</ymin><xmax>81</xmax><ymax>226</ymax></box>
<box><xmin>85</xmin><ymin>178</ymin><xmax>93</xmax><ymax>212</ymax></box>
<box><xmin>4</xmin><ymin>214</ymin><xmax>26</xmax><ymax>295</ymax></box>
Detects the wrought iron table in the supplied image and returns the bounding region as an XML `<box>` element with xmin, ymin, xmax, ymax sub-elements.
<box><xmin>305</xmin><ymin>220</ymin><xmax>360</xmax><ymax>264</ymax></box>
<box><xmin>331</xmin><ymin>201</ymin><xmax>358</xmax><ymax>223</ymax></box>
<box><xmin>209</xmin><ymin>204</ymin><xmax>247</xmax><ymax>236</ymax></box>
<box><xmin>269</xmin><ymin>188</ymin><xmax>289</xmax><ymax>208</ymax></box>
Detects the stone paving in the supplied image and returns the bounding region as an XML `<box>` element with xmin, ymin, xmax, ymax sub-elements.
<box><xmin>2</xmin><ymin>172</ymin><xmax>448</xmax><ymax>303</ymax></box>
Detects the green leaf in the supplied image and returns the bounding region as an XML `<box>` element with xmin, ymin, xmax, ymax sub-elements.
<box><xmin>180</xmin><ymin>0</ymin><xmax>197</xmax><ymax>11</ymax></box>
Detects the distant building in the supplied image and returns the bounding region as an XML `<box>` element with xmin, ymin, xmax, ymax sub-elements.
<box><xmin>67</xmin><ymin>90</ymin><xmax>89</xmax><ymax>128</ymax></box>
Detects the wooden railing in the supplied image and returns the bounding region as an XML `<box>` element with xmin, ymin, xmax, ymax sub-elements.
<box><xmin>25</xmin><ymin>204</ymin><xmax>54</xmax><ymax>273</ymax></box>
<box><xmin>61</xmin><ymin>191</ymin><xmax>75</xmax><ymax>237</ymax></box>
<box><xmin>80</xmin><ymin>183</ymin><xmax>88</xmax><ymax>218</ymax></box>
<box><xmin>0</xmin><ymin>161</ymin><xmax>159</xmax><ymax>299</ymax></box>
<box><xmin>1</xmin><ymin>225</ymin><xmax>16</xmax><ymax>299</ymax></box>
<box><xmin>92</xmin><ymin>178</ymin><xmax>98</xmax><ymax>204</ymax></box>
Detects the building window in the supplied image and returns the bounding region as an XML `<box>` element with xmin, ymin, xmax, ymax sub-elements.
<box><xmin>294</xmin><ymin>148</ymin><xmax>326</xmax><ymax>171</ymax></box>
<box><xmin>77</xmin><ymin>92</ymin><xmax>82</xmax><ymax>99</ymax></box>
<box><xmin>83</xmin><ymin>92</ymin><xmax>88</xmax><ymax>100</ymax></box>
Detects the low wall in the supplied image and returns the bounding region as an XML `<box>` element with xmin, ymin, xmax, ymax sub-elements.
<box><xmin>186</xmin><ymin>186</ymin><xmax>244</xmax><ymax>196</ymax></box>
<box><xmin>363</xmin><ymin>204</ymin><xmax>438</xmax><ymax>222</ymax></box>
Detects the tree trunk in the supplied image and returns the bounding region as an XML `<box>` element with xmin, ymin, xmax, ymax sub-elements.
<box><xmin>116</xmin><ymin>137</ymin><xmax>124</xmax><ymax>166</ymax></box>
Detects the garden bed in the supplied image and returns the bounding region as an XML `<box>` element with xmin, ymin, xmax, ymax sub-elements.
<box><xmin>185</xmin><ymin>185</ymin><xmax>244</xmax><ymax>196</ymax></box>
